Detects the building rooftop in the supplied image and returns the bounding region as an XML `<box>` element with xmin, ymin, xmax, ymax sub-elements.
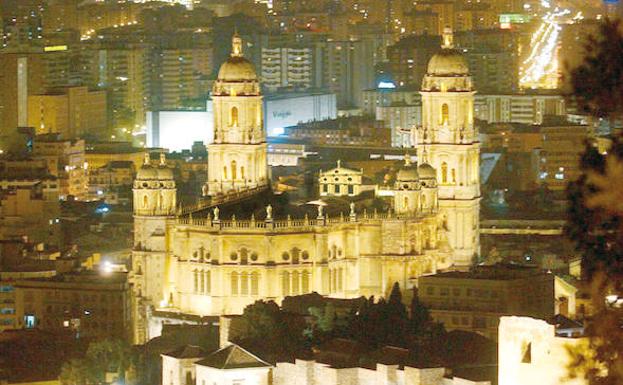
<box><xmin>15</xmin><ymin>271</ymin><xmax>128</xmax><ymax>285</ymax></box>
<box><xmin>163</xmin><ymin>345</ymin><xmax>208</xmax><ymax>359</ymax></box>
<box><xmin>196</xmin><ymin>344</ymin><xmax>272</xmax><ymax>369</ymax></box>
<box><xmin>424</xmin><ymin>263</ymin><xmax>546</xmax><ymax>281</ymax></box>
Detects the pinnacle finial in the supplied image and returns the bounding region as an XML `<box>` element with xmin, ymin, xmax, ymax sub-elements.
<box><xmin>442</xmin><ymin>26</ymin><xmax>454</xmax><ymax>49</ymax></box>
<box><xmin>404</xmin><ymin>153</ymin><xmax>411</xmax><ymax>166</ymax></box>
<box><xmin>231</xmin><ymin>30</ymin><xmax>243</xmax><ymax>57</ymax></box>
<box><xmin>144</xmin><ymin>152</ymin><xmax>150</xmax><ymax>165</ymax></box>
<box><xmin>160</xmin><ymin>153</ymin><xmax>166</xmax><ymax>166</ymax></box>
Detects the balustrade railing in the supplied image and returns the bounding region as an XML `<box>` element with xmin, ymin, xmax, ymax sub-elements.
<box><xmin>176</xmin><ymin>207</ymin><xmax>438</xmax><ymax>231</ymax></box>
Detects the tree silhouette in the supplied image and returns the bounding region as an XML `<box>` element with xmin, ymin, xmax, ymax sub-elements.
<box><xmin>570</xmin><ymin>19</ymin><xmax>623</xmax><ymax>126</ymax></box>
<box><xmin>566</xmin><ymin>18</ymin><xmax>623</xmax><ymax>385</ymax></box>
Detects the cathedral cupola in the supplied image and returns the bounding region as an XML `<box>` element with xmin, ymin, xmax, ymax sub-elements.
<box><xmin>133</xmin><ymin>153</ymin><xmax>177</xmax><ymax>216</ymax></box>
<box><xmin>394</xmin><ymin>155</ymin><xmax>423</xmax><ymax>215</ymax></box>
<box><xmin>213</xmin><ymin>33</ymin><xmax>260</xmax><ymax>96</ymax></box>
<box><xmin>422</xmin><ymin>27</ymin><xmax>473</xmax><ymax>92</ymax></box>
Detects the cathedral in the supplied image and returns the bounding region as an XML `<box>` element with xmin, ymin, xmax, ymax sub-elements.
<box><xmin>130</xmin><ymin>30</ymin><xmax>480</xmax><ymax>344</ymax></box>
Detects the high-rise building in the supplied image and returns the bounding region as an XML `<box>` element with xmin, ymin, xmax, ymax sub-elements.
<box><xmin>32</xmin><ymin>135</ymin><xmax>88</xmax><ymax>200</ymax></box>
<box><xmin>387</xmin><ymin>35</ymin><xmax>442</xmax><ymax>88</ymax></box>
<box><xmin>149</xmin><ymin>49</ymin><xmax>212</xmax><ymax>110</ymax></box>
<box><xmin>260</xmin><ymin>46</ymin><xmax>317</xmax><ymax>92</ymax></box>
<box><xmin>89</xmin><ymin>47</ymin><xmax>149</xmax><ymax>131</ymax></box>
<box><xmin>0</xmin><ymin>53</ymin><xmax>46</xmax><ymax>142</ymax></box>
<box><xmin>28</xmin><ymin>86</ymin><xmax>107</xmax><ymax>139</ymax></box>
<box><xmin>325</xmin><ymin>39</ymin><xmax>377</xmax><ymax>108</ymax></box>
<box><xmin>474</xmin><ymin>93</ymin><xmax>566</xmax><ymax>125</ymax></box>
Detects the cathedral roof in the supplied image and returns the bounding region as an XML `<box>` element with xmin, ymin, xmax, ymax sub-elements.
<box><xmin>417</xmin><ymin>163</ymin><xmax>436</xmax><ymax>179</ymax></box>
<box><xmin>396</xmin><ymin>166</ymin><xmax>419</xmax><ymax>182</ymax></box>
<box><xmin>216</xmin><ymin>33</ymin><xmax>258</xmax><ymax>83</ymax></box>
<box><xmin>136</xmin><ymin>165</ymin><xmax>158</xmax><ymax>180</ymax></box>
<box><xmin>396</xmin><ymin>155</ymin><xmax>419</xmax><ymax>182</ymax></box>
<box><xmin>426</xmin><ymin>27</ymin><xmax>469</xmax><ymax>77</ymax></box>
<box><xmin>136</xmin><ymin>154</ymin><xmax>174</xmax><ymax>181</ymax></box>
<box><xmin>195</xmin><ymin>344</ymin><xmax>271</xmax><ymax>369</ymax></box>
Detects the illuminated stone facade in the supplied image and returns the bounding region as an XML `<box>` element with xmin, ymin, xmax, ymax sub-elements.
<box><xmin>413</xmin><ymin>28</ymin><xmax>481</xmax><ymax>265</ymax></box>
<box><xmin>498</xmin><ymin>316</ymin><xmax>588</xmax><ymax>385</ymax></box>
<box><xmin>319</xmin><ymin>160</ymin><xmax>364</xmax><ymax>197</ymax></box>
<box><xmin>206</xmin><ymin>34</ymin><xmax>268</xmax><ymax>197</ymax></box>
<box><xmin>130</xmin><ymin>33</ymin><xmax>480</xmax><ymax>344</ymax></box>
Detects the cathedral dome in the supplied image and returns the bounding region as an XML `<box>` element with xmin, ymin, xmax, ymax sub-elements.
<box><xmin>136</xmin><ymin>165</ymin><xmax>158</xmax><ymax>180</ymax></box>
<box><xmin>217</xmin><ymin>56</ymin><xmax>258</xmax><ymax>82</ymax></box>
<box><xmin>216</xmin><ymin>33</ymin><xmax>258</xmax><ymax>83</ymax></box>
<box><xmin>397</xmin><ymin>166</ymin><xmax>419</xmax><ymax>182</ymax></box>
<box><xmin>426</xmin><ymin>28</ymin><xmax>468</xmax><ymax>76</ymax></box>
<box><xmin>422</xmin><ymin>28</ymin><xmax>473</xmax><ymax>92</ymax></box>
<box><xmin>427</xmin><ymin>50</ymin><xmax>469</xmax><ymax>76</ymax></box>
<box><xmin>157</xmin><ymin>166</ymin><xmax>174</xmax><ymax>180</ymax></box>
<box><xmin>136</xmin><ymin>154</ymin><xmax>173</xmax><ymax>181</ymax></box>
<box><xmin>418</xmin><ymin>163</ymin><xmax>436</xmax><ymax>179</ymax></box>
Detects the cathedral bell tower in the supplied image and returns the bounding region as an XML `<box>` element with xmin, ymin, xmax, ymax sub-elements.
<box><xmin>416</xmin><ymin>28</ymin><xmax>480</xmax><ymax>265</ymax></box>
<box><xmin>131</xmin><ymin>153</ymin><xmax>176</xmax><ymax>343</ymax></box>
<box><xmin>206</xmin><ymin>33</ymin><xmax>268</xmax><ymax>196</ymax></box>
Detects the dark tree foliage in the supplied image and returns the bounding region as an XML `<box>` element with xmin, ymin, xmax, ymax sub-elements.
<box><xmin>566</xmin><ymin>139</ymin><xmax>623</xmax><ymax>280</ymax></box>
<box><xmin>232</xmin><ymin>300</ymin><xmax>309</xmax><ymax>363</ymax></box>
<box><xmin>565</xmin><ymin>18</ymin><xmax>623</xmax><ymax>385</ymax></box>
<box><xmin>570</xmin><ymin>19</ymin><xmax>623</xmax><ymax>123</ymax></box>
<box><xmin>330</xmin><ymin>284</ymin><xmax>444</xmax><ymax>350</ymax></box>
<box><xmin>59</xmin><ymin>339</ymin><xmax>135</xmax><ymax>385</ymax></box>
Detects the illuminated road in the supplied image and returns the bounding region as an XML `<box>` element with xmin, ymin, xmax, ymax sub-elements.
<box><xmin>519</xmin><ymin>6</ymin><xmax>572</xmax><ymax>89</ymax></box>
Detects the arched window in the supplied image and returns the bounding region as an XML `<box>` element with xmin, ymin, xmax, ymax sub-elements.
<box><xmin>230</xmin><ymin>106</ymin><xmax>239</xmax><ymax>126</ymax></box>
<box><xmin>251</xmin><ymin>272</ymin><xmax>259</xmax><ymax>295</ymax></box>
<box><xmin>240</xmin><ymin>248</ymin><xmax>248</xmax><ymax>265</ymax></box>
<box><xmin>240</xmin><ymin>166</ymin><xmax>245</xmax><ymax>180</ymax></box>
<box><xmin>223</xmin><ymin>166</ymin><xmax>228</xmax><ymax>180</ymax></box>
<box><xmin>193</xmin><ymin>270</ymin><xmax>198</xmax><ymax>293</ymax></box>
<box><xmin>338</xmin><ymin>268</ymin><xmax>344</xmax><ymax>291</ymax></box>
<box><xmin>452</xmin><ymin>168</ymin><xmax>456</xmax><ymax>184</ymax></box>
<box><xmin>404</xmin><ymin>196</ymin><xmax>409</xmax><ymax>209</ymax></box>
<box><xmin>302</xmin><ymin>271</ymin><xmax>310</xmax><ymax>293</ymax></box>
<box><xmin>291</xmin><ymin>248</ymin><xmax>300</xmax><ymax>264</ymax></box>
<box><xmin>240</xmin><ymin>272</ymin><xmax>249</xmax><ymax>295</ymax></box>
<box><xmin>441</xmin><ymin>104</ymin><xmax>449</xmax><ymax>125</ymax></box>
<box><xmin>441</xmin><ymin>162</ymin><xmax>448</xmax><ymax>184</ymax></box>
<box><xmin>231</xmin><ymin>272</ymin><xmax>239</xmax><ymax>295</ymax></box>
<box><xmin>292</xmin><ymin>271</ymin><xmax>300</xmax><ymax>295</ymax></box>
<box><xmin>200</xmin><ymin>271</ymin><xmax>205</xmax><ymax>293</ymax></box>
<box><xmin>282</xmin><ymin>272</ymin><xmax>290</xmax><ymax>296</ymax></box>
<box><xmin>142</xmin><ymin>195</ymin><xmax>149</xmax><ymax>209</ymax></box>
<box><xmin>205</xmin><ymin>271</ymin><xmax>211</xmax><ymax>294</ymax></box>
<box><xmin>231</xmin><ymin>160</ymin><xmax>237</xmax><ymax>180</ymax></box>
